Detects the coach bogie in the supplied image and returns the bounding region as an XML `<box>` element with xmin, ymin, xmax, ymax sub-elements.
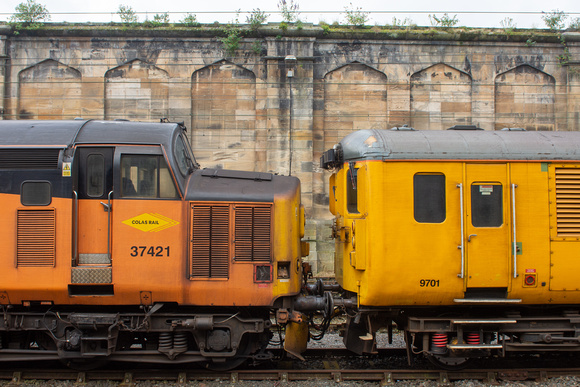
<box><xmin>406</xmin><ymin>312</ymin><xmax>580</xmax><ymax>367</ymax></box>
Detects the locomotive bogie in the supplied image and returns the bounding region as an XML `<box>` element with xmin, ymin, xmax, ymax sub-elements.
<box><xmin>0</xmin><ymin>306</ymin><xmax>273</xmax><ymax>368</ymax></box>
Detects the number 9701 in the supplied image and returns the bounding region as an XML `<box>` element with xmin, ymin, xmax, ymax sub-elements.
<box><xmin>419</xmin><ymin>279</ymin><xmax>440</xmax><ymax>287</ymax></box>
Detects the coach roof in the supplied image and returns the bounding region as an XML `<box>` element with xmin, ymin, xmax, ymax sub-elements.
<box><xmin>339</xmin><ymin>129</ymin><xmax>580</xmax><ymax>162</ymax></box>
<box><xmin>0</xmin><ymin>120</ymin><xmax>180</xmax><ymax>148</ymax></box>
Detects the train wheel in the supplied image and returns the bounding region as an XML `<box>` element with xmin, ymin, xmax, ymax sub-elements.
<box><xmin>202</xmin><ymin>334</ymin><xmax>252</xmax><ymax>371</ymax></box>
<box><xmin>202</xmin><ymin>331</ymin><xmax>271</xmax><ymax>371</ymax></box>
<box><xmin>427</xmin><ymin>354</ymin><xmax>472</xmax><ymax>370</ymax></box>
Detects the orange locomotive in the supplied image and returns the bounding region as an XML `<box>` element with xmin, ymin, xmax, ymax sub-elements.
<box><xmin>0</xmin><ymin>120</ymin><xmax>309</xmax><ymax>369</ymax></box>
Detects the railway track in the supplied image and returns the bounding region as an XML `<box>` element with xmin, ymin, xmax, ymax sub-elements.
<box><xmin>0</xmin><ymin>349</ymin><xmax>579</xmax><ymax>385</ymax></box>
<box><xmin>2</xmin><ymin>366</ymin><xmax>580</xmax><ymax>385</ymax></box>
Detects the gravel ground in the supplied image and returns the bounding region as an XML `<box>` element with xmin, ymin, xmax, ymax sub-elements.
<box><xmin>3</xmin><ymin>379</ymin><xmax>580</xmax><ymax>387</ymax></box>
<box><xmin>307</xmin><ymin>330</ymin><xmax>406</xmax><ymax>348</ymax></box>
<box><xmin>15</xmin><ymin>376</ymin><xmax>577</xmax><ymax>387</ymax></box>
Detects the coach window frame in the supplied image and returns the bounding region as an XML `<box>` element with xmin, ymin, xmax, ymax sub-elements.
<box><xmin>470</xmin><ymin>182</ymin><xmax>503</xmax><ymax>227</ymax></box>
<box><xmin>413</xmin><ymin>173</ymin><xmax>446</xmax><ymax>223</ymax></box>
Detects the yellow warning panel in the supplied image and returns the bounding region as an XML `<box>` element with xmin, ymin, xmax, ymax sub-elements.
<box><xmin>122</xmin><ymin>213</ymin><xmax>179</xmax><ymax>232</ymax></box>
<box><xmin>62</xmin><ymin>162</ymin><xmax>71</xmax><ymax>177</ymax></box>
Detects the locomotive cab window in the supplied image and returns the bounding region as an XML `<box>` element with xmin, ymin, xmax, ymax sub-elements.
<box><xmin>21</xmin><ymin>181</ymin><xmax>52</xmax><ymax>206</ymax></box>
<box><xmin>414</xmin><ymin>174</ymin><xmax>446</xmax><ymax>223</ymax></box>
<box><xmin>174</xmin><ymin>134</ymin><xmax>197</xmax><ymax>177</ymax></box>
<box><xmin>86</xmin><ymin>154</ymin><xmax>105</xmax><ymax>197</ymax></box>
<box><xmin>347</xmin><ymin>164</ymin><xmax>359</xmax><ymax>214</ymax></box>
<box><xmin>471</xmin><ymin>183</ymin><xmax>503</xmax><ymax>227</ymax></box>
<box><xmin>120</xmin><ymin>155</ymin><xmax>178</xmax><ymax>198</ymax></box>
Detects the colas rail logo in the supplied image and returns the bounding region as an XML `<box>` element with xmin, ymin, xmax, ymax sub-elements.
<box><xmin>122</xmin><ymin>213</ymin><xmax>179</xmax><ymax>232</ymax></box>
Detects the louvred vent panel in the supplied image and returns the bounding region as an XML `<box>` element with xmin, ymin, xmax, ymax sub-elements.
<box><xmin>235</xmin><ymin>205</ymin><xmax>272</xmax><ymax>262</ymax></box>
<box><xmin>0</xmin><ymin>149</ymin><xmax>60</xmax><ymax>169</ymax></box>
<box><xmin>189</xmin><ymin>202</ymin><xmax>274</xmax><ymax>279</ymax></box>
<box><xmin>191</xmin><ymin>205</ymin><xmax>229</xmax><ymax>278</ymax></box>
<box><xmin>555</xmin><ymin>168</ymin><xmax>580</xmax><ymax>237</ymax></box>
<box><xmin>17</xmin><ymin>209</ymin><xmax>56</xmax><ymax>267</ymax></box>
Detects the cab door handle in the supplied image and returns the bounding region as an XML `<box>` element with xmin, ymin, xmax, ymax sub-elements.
<box><xmin>468</xmin><ymin>234</ymin><xmax>477</xmax><ymax>242</ymax></box>
<box><xmin>100</xmin><ymin>201</ymin><xmax>111</xmax><ymax>212</ymax></box>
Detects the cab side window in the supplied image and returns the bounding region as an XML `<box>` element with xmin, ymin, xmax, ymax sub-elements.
<box><xmin>347</xmin><ymin>164</ymin><xmax>359</xmax><ymax>214</ymax></box>
<box><xmin>120</xmin><ymin>155</ymin><xmax>178</xmax><ymax>198</ymax></box>
<box><xmin>414</xmin><ymin>173</ymin><xmax>446</xmax><ymax>223</ymax></box>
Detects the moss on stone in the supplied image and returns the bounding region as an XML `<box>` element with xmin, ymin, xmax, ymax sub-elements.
<box><xmin>0</xmin><ymin>21</ymin><xmax>571</xmax><ymax>44</ymax></box>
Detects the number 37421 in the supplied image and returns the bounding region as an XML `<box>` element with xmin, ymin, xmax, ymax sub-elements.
<box><xmin>130</xmin><ymin>246</ymin><xmax>170</xmax><ymax>257</ymax></box>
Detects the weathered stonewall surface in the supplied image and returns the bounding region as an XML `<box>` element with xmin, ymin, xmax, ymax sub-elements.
<box><xmin>1</xmin><ymin>25</ymin><xmax>578</xmax><ymax>275</ymax></box>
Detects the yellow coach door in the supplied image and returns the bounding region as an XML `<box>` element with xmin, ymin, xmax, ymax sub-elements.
<box><xmin>465</xmin><ymin>164</ymin><xmax>510</xmax><ymax>289</ymax></box>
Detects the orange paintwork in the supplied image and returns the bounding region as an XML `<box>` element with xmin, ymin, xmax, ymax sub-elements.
<box><xmin>78</xmin><ymin>200</ymin><xmax>109</xmax><ymax>256</ymax></box>
<box><xmin>0</xmin><ymin>185</ymin><xmax>303</xmax><ymax>307</ymax></box>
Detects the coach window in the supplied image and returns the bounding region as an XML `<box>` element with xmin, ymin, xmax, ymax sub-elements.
<box><xmin>414</xmin><ymin>174</ymin><xmax>446</xmax><ymax>223</ymax></box>
<box><xmin>471</xmin><ymin>183</ymin><xmax>503</xmax><ymax>227</ymax></box>
<box><xmin>347</xmin><ymin>164</ymin><xmax>359</xmax><ymax>214</ymax></box>
<box><xmin>120</xmin><ymin>155</ymin><xmax>178</xmax><ymax>198</ymax></box>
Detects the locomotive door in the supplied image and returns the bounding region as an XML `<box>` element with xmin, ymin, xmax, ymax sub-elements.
<box><xmin>75</xmin><ymin>147</ymin><xmax>114</xmax><ymax>268</ymax></box>
<box><xmin>464</xmin><ymin>164</ymin><xmax>510</xmax><ymax>289</ymax></box>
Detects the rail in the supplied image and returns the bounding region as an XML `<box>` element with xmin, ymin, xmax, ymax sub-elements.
<box><xmin>2</xmin><ymin>365</ymin><xmax>580</xmax><ymax>385</ymax></box>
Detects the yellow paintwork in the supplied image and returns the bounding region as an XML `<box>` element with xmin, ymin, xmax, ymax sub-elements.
<box><xmin>465</xmin><ymin>164</ymin><xmax>509</xmax><ymax>288</ymax></box>
<box><xmin>284</xmin><ymin>318</ymin><xmax>308</xmax><ymax>360</ymax></box>
<box><xmin>121</xmin><ymin>213</ymin><xmax>180</xmax><ymax>232</ymax></box>
<box><xmin>332</xmin><ymin>159</ymin><xmax>580</xmax><ymax>307</ymax></box>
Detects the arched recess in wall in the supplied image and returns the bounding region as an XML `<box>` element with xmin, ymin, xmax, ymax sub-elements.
<box><xmin>104</xmin><ymin>59</ymin><xmax>169</xmax><ymax>121</ymax></box>
<box><xmin>495</xmin><ymin>64</ymin><xmax>555</xmax><ymax>131</ymax></box>
<box><xmin>18</xmin><ymin>59</ymin><xmax>82</xmax><ymax>119</ymax></box>
<box><xmin>323</xmin><ymin>62</ymin><xmax>387</xmax><ymax>150</ymax></box>
<box><xmin>410</xmin><ymin>63</ymin><xmax>472</xmax><ymax>130</ymax></box>
<box><xmin>191</xmin><ymin>60</ymin><xmax>257</xmax><ymax>170</ymax></box>
<box><xmin>568</xmin><ymin>66</ymin><xmax>580</xmax><ymax>132</ymax></box>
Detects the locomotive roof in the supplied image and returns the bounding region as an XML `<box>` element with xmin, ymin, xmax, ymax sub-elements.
<box><xmin>337</xmin><ymin>129</ymin><xmax>580</xmax><ymax>162</ymax></box>
<box><xmin>186</xmin><ymin>168</ymin><xmax>300</xmax><ymax>202</ymax></box>
<box><xmin>0</xmin><ymin>120</ymin><xmax>181</xmax><ymax>148</ymax></box>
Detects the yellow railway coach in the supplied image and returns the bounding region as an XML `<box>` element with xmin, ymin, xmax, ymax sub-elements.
<box><xmin>321</xmin><ymin>126</ymin><xmax>580</xmax><ymax>368</ymax></box>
